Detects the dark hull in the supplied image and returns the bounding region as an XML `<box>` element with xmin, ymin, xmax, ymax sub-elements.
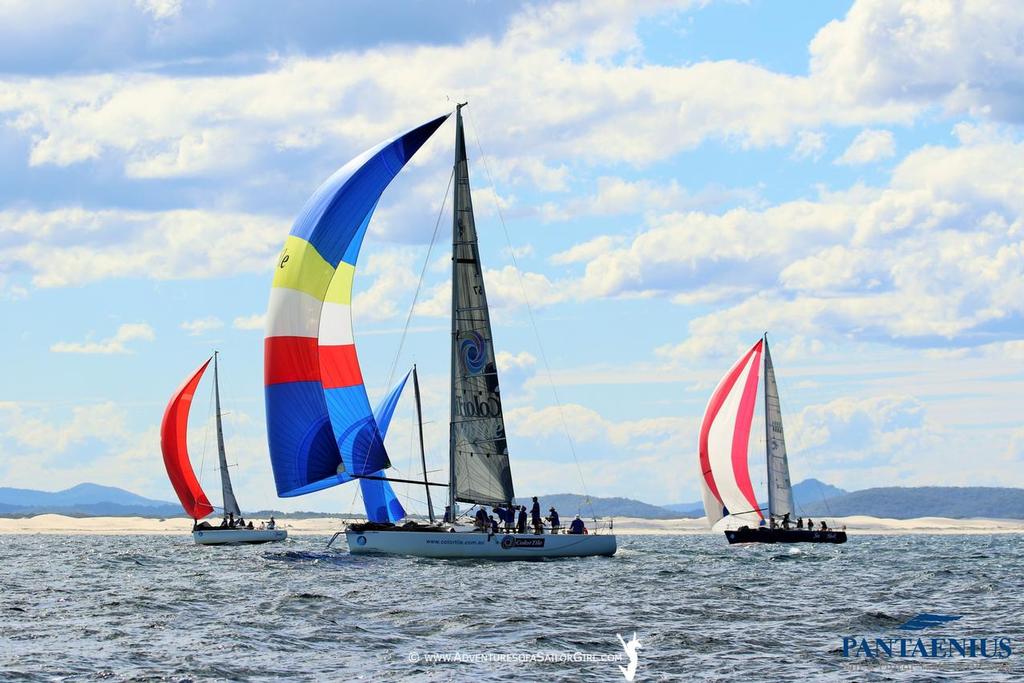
<box><xmin>725</xmin><ymin>526</ymin><xmax>847</xmax><ymax>544</ymax></box>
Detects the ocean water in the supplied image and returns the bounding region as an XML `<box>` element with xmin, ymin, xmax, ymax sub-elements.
<box><xmin>1</xmin><ymin>533</ymin><xmax>1021</xmax><ymax>682</ymax></box>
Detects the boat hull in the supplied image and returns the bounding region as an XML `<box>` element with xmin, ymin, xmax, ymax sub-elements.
<box><xmin>725</xmin><ymin>527</ymin><xmax>847</xmax><ymax>544</ymax></box>
<box><xmin>192</xmin><ymin>529</ymin><xmax>288</xmax><ymax>545</ymax></box>
<box><xmin>346</xmin><ymin>529</ymin><xmax>616</xmax><ymax>559</ymax></box>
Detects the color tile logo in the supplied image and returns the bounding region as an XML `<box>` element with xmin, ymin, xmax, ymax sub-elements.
<box><xmin>616</xmin><ymin>633</ymin><xmax>642</xmax><ymax>681</ymax></box>
<box><xmin>842</xmin><ymin>613</ymin><xmax>1013</xmax><ymax>659</ymax></box>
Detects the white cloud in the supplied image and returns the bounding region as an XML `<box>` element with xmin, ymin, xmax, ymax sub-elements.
<box><xmin>134</xmin><ymin>0</ymin><xmax>182</xmax><ymax>21</ymax></box>
<box><xmin>180</xmin><ymin>316</ymin><xmax>223</xmax><ymax>336</ymax></box>
<box><xmin>51</xmin><ymin>322</ymin><xmax>155</xmax><ymax>354</ymax></box>
<box><xmin>793</xmin><ymin>131</ymin><xmax>826</xmax><ymax>160</ymax></box>
<box><xmin>0</xmin><ymin>207</ymin><xmax>284</xmax><ymax>289</ymax></box>
<box><xmin>232</xmin><ymin>313</ymin><xmax>265</xmax><ymax>331</ymax></box>
<box><xmin>810</xmin><ymin>0</ymin><xmax>1024</xmax><ymax>122</ymax></box>
<box><xmin>496</xmin><ymin>350</ymin><xmax>537</xmax><ymax>372</ymax></box>
<box><xmin>834</xmin><ymin>128</ymin><xmax>895</xmax><ymax>165</ymax></box>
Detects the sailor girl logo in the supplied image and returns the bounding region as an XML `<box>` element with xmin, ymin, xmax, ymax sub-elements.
<box><xmin>459</xmin><ymin>331</ymin><xmax>488</xmax><ymax>375</ymax></box>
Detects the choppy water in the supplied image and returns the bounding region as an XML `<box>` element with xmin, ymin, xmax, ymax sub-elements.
<box><xmin>1</xmin><ymin>533</ymin><xmax>1022</xmax><ymax>681</ymax></box>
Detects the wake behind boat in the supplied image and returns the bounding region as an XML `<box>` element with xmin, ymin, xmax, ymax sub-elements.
<box><xmin>262</xmin><ymin>105</ymin><xmax>615</xmax><ymax>559</ymax></box>
<box><xmin>161</xmin><ymin>352</ymin><xmax>286</xmax><ymax>546</ymax></box>
<box><xmin>698</xmin><ymin>335</ymin><xmax>847</xmax><ymax>545</ymax></box>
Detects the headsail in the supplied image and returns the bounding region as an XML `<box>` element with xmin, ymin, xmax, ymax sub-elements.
<box><xmin>160</xmin><ymin>359</ymin><xmax>215</xmax><ymax>520</ymax></box>
<box><xmin>763</xmin><ymin>337</ymin><xmax>795</xmax><ymax>519</ymax></box>
<box><xmin>449</xmin><ymin>105</ymin><xmax>514</xmax><ymax>507</ymax></box>
<box><xmin>698</xmin><ymin>340</ymin><xmax>764</xmax><ymax>527</ymax></box>
<box><xmin>359</xmin><ymin>370</ymin><xmax>412</xmax><ymax>523</ymax></box>
<box><xmin>264</xmin><ymin>114</ymin><xmax>449</xmax><ymax>497</ymax></box>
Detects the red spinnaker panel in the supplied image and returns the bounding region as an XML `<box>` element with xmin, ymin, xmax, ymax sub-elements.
<box><xmin>160</xmin><ymin>358</ymin><xmax>215</xmax><ymax>520</ymax></box>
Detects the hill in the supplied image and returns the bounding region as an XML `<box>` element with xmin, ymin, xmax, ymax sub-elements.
<box><xmin>0</xmin><ymin>484</ymin><xmax>181</xmax><ymax>518</ymax></box>
<box><xmin>661</xmin><ymin>478</ymin><xmax>849</xmax><ymax>517</ymax></box>
<box><xmin>801</xmin><ymin>486</ymin><xmax>1024</xmax><ymax>520</ymax></box>
<box><xmin>513</xmin><ymin>493</ymin><xmax>680</xmax><ymax>520</ymax></box>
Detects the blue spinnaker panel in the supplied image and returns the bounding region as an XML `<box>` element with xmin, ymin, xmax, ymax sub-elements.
<box><xmin>265</xmin><ymin>114</ymin><xmax>449</xmax><ymax>498</ymax></box>
<box><xmin>360</xmin><ymin>371</ymin><xmax>411</xmax><ymax>522</ymax></box>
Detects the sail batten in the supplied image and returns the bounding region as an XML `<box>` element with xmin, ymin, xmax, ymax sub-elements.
<box><xmin>448</xmin><ymin>105</ymin><xmax>515</xmax><ymax>507</ymax></box>
<box><xmin>264</xmin><ymin>114</ymin><xmax>449</xmax><ymax>498</ymax></box>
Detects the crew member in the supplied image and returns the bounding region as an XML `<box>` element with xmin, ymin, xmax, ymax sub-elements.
<box><xmin>516</xmin><ymin>506</ymin><xmax>528</xmax><ymax>534</ymax></box>
<box><xmin>569</xmin><ymin>515</ymin><xmax>586</xmax><ymax>535</ymax></box>
<box><xmin>546</xmin><ymin>507</ymin><xmax>561</xmax><ymax>534</ymax></box>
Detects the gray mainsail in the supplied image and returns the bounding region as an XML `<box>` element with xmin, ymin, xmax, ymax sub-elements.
<box><xmin>448</xmin><ymin>104</ymin><xmax>515</xmax><ymax>507</ymax></box>
<box><xmin>213</xmin><ymin>352</ymin><xmax>242</xmax><ymax>517</ymax></box>
<box><xmin>763</xmin><ymin>337</ymin><xmax>794</xmax><ymax>519</ymax></box>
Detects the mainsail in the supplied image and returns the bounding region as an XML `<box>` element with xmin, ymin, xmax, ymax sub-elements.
<box><xmin>698</xmin><ymin>340</ymin><xmax>765</xmax><ymax>527</ymax></box>
<box><xmin>763</xmin><ymin>338</ymin><xmax>795</xmax><ymax>519</ymax></box>
<box><xmin>213</xmin><ymin>352</ymin><xmax>241</xmax><ymax>517</ymax></box>
<box><xmin>264</xmin><ymin>115</ymin><xmax>448</xmax><ymax>498</ymax></box>
<box><xmin>448</xmin><ymin>105</ymin><xmax>514</xmax><ymax>506</ymax></box>
<box><xmin>160</xmin><ymin>358</ymin><xmax>215</xmax><ymax>520</ymax></box>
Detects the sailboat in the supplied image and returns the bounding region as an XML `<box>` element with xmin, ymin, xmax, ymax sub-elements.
<box><xmin>698</xmin><ymin>335</ymin><xmax>847</xmax><ymax>544</ymax></box>
<box><xmin>262</xmin><ymin>105</ymin><xmax>616</xmax><ymax>559</ymax></box>
<box><xmin>161</xmin><ymin>352</ymin><xmax>287</xmax><ymax>545</ymax></box>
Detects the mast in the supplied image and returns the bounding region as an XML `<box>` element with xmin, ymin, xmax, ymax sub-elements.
<box><xmin>447</xmin><ymin>104</ymin><xmax>464</xmax><ymax>524</ymax></box>
<box><xmin>413</xmin><ymin>364</ymin><xmax>435</xmax><ymax>523</ymax></box>
<box><xmin>213</xmin><ymin>352</ymin><xmax>241</xmax><ymax>517</ymax></box>
<box><xmin>763</xmin><ymin>334</ymin><xmax>795</xmax><ymax>519</ymax></box>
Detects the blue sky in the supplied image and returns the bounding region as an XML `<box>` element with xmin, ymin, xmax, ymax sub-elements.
<box><xmin>1</xmin><ymin>0</ymin><xmax>1022</xmax><ymax>514</ymax></box>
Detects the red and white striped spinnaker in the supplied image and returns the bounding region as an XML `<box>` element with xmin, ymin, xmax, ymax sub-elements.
<box><xmin>698</xmin><ymin>340</ymin><xmax>765</xmax><ymax>527</ymax></box>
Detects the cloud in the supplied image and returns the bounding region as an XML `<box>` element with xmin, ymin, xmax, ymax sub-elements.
<box><xmin>50</xmin><ymin>322</ymin><xmax>155</xmax><ymax>354</ymax></box>
<box><xmin>834</xmin><ymin>128</ymin><xmax>895</xmax><ymax>165</ymax></box>
<box><xmin>792</xmin><ymin>131</ymin><xmax>826</xmax><ymax>160</ymax></box>
<box><xmin>180</xmin><ymin>316</ymin><xmax>224</xmax><ymax>336</ymax></box>
<box><xmin>0</xmin><ymin>207</ymin><xmax>284</xmax><ymax>289</ymax></box>
<box><xmin>810</xmin><ymin>0</ymin><xmax>1024</xmax><ymax>122</ymax></box>
<box><xmin>134</xmin><ymin>0</ymin><xmax>182</xmax><ymax>21</ymax></box>
<box><xmin>563</xmin><ymin>130</ymin><xmax>1024</xmax><ymax>358</ymax></box>
<box><xmin>232</xmin><ymin>313</ymin><xmax>265</xmax><ymax>331</ymax></box>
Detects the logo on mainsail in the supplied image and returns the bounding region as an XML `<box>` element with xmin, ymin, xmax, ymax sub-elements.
<box><xmin>459</xmin><ymin>331</ymin><xmax>488</xmax><ymax>375</ymax></box>
<box><xmin>616</xmin><ymin>633</ymin><xmax>642</xmax><ymax>681</ymax></box>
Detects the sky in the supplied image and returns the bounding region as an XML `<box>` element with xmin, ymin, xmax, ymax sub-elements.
<box><xmin>0</xmin><ymin>0</ymin><xmax>1022</xmax><ymax>514</ymax></box>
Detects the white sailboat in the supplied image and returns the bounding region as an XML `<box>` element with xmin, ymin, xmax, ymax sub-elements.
<box><xmin>160</xmin><ymin>352</ymin><xmax>287</xmax><ymax>545</ymax></box>
<box><xmin>698</xmin><ymin>335</ymin><xmax>846</xmax><ymax>544</ymax></box>
<box><xmin>262</xmin><ymin>105</ymin><xmax>615</xmax><ymax>559</ymax></box>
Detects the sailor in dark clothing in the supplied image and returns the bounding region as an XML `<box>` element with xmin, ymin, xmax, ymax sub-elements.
<box><xmin>474</xmin><ymin>507</ymin><xmax>489</xmax><ymax>532</ymax></box>
<box><xmin>806</xmin><ymin>518</ymin><xmax>814</xmax><ymax>531</ymax></box>
<box><xmin>568</xmin><ymin>515</ymin><xmax>586</xmax><ymax>534</ymax></box>
<box><xmin>820</xmin><ymin>520</ymin><xmax>828</xmax><ymax>532</ymax></box>
<box><xmin>781</xmin><ymin>513</ymin><xmax>791</xmax><ymax>530</ymax></box>
<box><xmin>546</xmin><ymin>507</ymin><xmax>561</xmax><ymax>534</ymax></box>
<box><xmin>490</xmin><ymin>516</ymin><xmax>499</xmax><ymax>535</ymax></box>
<box><xmin>796</xmin><ymin>517</ymin><xmax>803</xmax><ymax>530</ymax></box>
<box><xmin>516</xmin><ymin>506</ymin><xmax>527</xmax><ymax>534</ymax></box>
<box><xmin>530</xmin><ymin>497</ymin><xmax>541</xmax><ymax>528</ymax></box>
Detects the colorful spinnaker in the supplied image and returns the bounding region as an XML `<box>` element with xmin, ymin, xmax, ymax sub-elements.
<box><xmin>160</xmin><ymin>358</ymin><xmax>215</xmax><ymax>520</ymax></box>
<box><xmin>699</xmin><ymin>339</ymin><xmax>765</xmax><ymax>527</ymax></box>
<box><xmin>698</xmin><ymin>335</ymin><xmax>796</xmax><ymax>529</ymax></box>
<box><xmin>264</xmin><ymin>114</ymin><xmax>449</xmax><ymax>498</ymax></box>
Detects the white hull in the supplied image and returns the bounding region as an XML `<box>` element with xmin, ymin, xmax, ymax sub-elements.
<box><xmin>192</xmin><ymin>529</ymin><xmax>287</xmax><ymax>545</ymax></box>
<box><xmin>346</xmin><ymin>529</ymin><xmax>616</xmax><ymax>559</ymax></box>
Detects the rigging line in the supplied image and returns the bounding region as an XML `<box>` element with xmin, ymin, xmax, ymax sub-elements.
<box><xmin>382</xmin><ymin>166</ymin><xmax>455</xmax><ymax>395</ymax></box>
<box><xmin>464</xmin><ymin>108</ymin><xmax>598</xmax><ymax>524</ymax></box>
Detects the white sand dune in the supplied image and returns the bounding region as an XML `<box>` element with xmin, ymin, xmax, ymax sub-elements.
<box><xmin>1</xmin><ymin>514</ymin><xmax>1022</xmax><ymax>536</ymax></box>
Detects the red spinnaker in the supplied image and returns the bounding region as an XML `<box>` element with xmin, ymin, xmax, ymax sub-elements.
<box><xmin>160</xmin><ymin>358</ymin><xmax>215</xmax><ymax>519</ymax></box>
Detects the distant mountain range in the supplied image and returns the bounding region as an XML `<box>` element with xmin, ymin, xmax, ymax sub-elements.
<box><xmin>662</xmin><ymin>478</ymin><xmax>850</xmax><ymax>517</ymax></box>
<box><xmin>3</xmin><ymin>480</ymin><xmax>1024</xmax><ymax>520</ymax></box>
<box><xmin>513</xmin><ymin>494</ymin><xmax>680</xmax><ymax>520</ymax></box>
<box><xmin>0</xmin><ymin>483</ymin><xmax>182</xmax><ymax>518</ymax></box>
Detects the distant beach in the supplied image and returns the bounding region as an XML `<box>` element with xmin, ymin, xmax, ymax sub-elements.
<box><xmin>2</xmin><ymin>514</ymin><xmax>1023</xmax><ymax>536</ymax></box>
